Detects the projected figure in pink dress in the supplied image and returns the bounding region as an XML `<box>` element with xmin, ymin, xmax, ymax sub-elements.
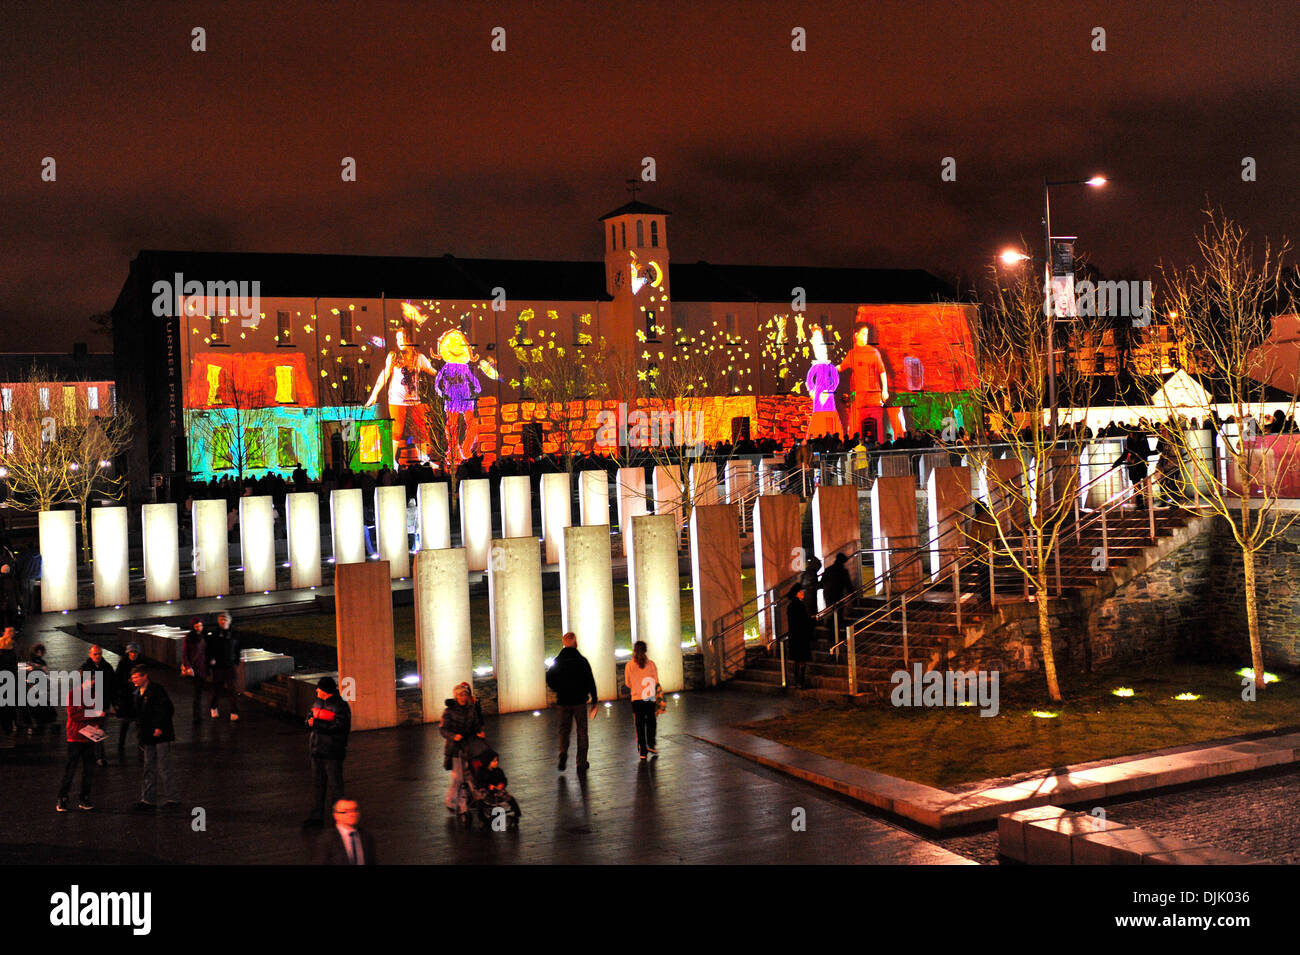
<box><xmin>804</xmin><ymin>325</ymin><xmax>844</xmax><ymax>439</ymax></box>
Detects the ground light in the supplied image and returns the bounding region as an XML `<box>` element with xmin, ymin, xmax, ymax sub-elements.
<box><xmin>1173</xmin><ymin>692</ymin><xmax>1201</xmax><ymax>701</ymax></box>
<box><xmin>1031</xmin><ymin>710</ymin><xmax>1059</xmax><ymax>718</ymax></box>
<box><xmin>1236</xmin><ymin>667</ymin><xmax>1279</xmax><ymax>684</ymax></box>
<box><xmin>401</xmin><ymin>675</ymin><xmax>419</xmax><ymax>685</ymax></box>
<box><xmin>1112</xmin><ymin>687</ymin><xmax>1135</xmax><ymax>697</ymax></box>
<box><xmin>474</xmin><ymin>666</ymin><xmax>492</xmax><ymax>676</ymax></box>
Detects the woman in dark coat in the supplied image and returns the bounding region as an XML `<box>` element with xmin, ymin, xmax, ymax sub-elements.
<box><xmin>784</xmin><ymin>585</ymin><xmax>815</xmax><ymax>690</ymax></box>
<box><xmin>439</xmin><ymin>681</ymin><xmax>484</xmax><ymax>816</ymax></box>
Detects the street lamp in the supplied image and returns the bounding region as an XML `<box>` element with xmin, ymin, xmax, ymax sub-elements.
<box><xmin>1042</xmin><ymin>175</ymin><xmax>1107</xmax><ymax>440</ymax></box>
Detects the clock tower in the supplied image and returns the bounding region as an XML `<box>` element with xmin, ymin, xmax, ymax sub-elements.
<box><xmin>600</xmin><ymin>201</ymin><xmax>671</xmax><ymax>362</ymax></box>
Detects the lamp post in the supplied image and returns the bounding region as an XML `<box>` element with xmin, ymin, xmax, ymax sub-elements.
<box><xmin>1042</xmin><ymin>175</ymin><xmax>1106</xmax><ymax>442</ymax></box>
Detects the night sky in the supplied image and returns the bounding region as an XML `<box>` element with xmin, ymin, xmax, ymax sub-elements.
<box><xmin>2</xmin><ymin>0</ymin><xmax>1296</xmax><ymax>351</ymax></box>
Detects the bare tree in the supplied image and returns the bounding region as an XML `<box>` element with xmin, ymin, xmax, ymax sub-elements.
<box><xmin>185</xmin><ymin>377</ymin><xmax>278</xmax><ymax>481</ymax></box>
<box><xmin>0</xmin><ymin>366</ymin><xmax>74</xmax><ymax>512</ymax></box>
<box><xmin>64</xmin><ymin>400</ymin><xmax>134</xmax><ymax>564</ymax></box>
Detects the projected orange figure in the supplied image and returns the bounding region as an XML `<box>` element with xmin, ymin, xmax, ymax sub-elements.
<box><xmin>838</xmin><ymin>324</ymin><xmax>901</xmax><ymax>442</ymax></box>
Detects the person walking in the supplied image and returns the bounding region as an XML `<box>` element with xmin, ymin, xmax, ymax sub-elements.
<box><xmin>79</xmin><ymin>645</ymin><xmax>116</xmax><ymax>765</ymax></box>
<box><xmin>439</xmin><ymin>682</ymin><xmax>484</xmax><ymax>814</ymax></box>
<box><xmin>180</xmin><ymin>618</ymin><xmax>208</xmax><ymax>724</ymax></box>
<box><xmin>0</xmin><ymin>627</ymin><xmax>17</xmax><ymax>738</ymax></box>
<box><xmin>206</xmin><ymin>611</ymin><xmax>240</xmax><ymax>721</ymax></box>
<box><xmin>57</xmin><ymin>674</ymin><xmax>104</xmax><ymax>812</ymax></box>
<box><xmin>623</xmin><ymin>641</ymin><xmax>659</xmax><ymax>760</ymax></box>
<box><xmin>820</xmin><ymin>553</ymin><xmax>852</xmax><ymax>609</ymax></box>
<box><xmin>313</xmin><ymin>799</ymin><xmax>378</xmax><ymax>865</ymax></box>
<box><xmin>546</xmin><ymin>631</ymin><xmax>598</xmax><ymax>772</ymax></box>
<box><xmin>131</xmin><ymin>665</ymin><xmax>179</xmax><ymax>811</ymax></box>
<box><xmin>114</xmin><ymin>642</ymin><xmax>144</xmax><ymax>757</ymax></box>
<box><xmin>800</xmin><ymin>556</ymin><xmax>822</xmax><ymax>617</ymax></box>
<box><xmin>785</xmin><ymin>584</ymin><xmax>815</xmax><ymax>690</ymax></box>
<box><xmin>303</xmin><ymin>677</ymin><xmax>351</xmax><ymax>828</ymax></box>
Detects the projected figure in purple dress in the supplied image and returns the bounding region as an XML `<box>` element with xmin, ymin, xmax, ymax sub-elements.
<box><xmin>805</xmin><ymin>325</ymin><xmax>844</xmax><ymax>439</ymax></box>
<box><xmin>434</xmin><ymin>328</ymin><xmax>497</xmax><ymax>465</ymax></box>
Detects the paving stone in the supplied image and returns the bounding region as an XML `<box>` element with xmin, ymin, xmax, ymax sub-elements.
<box><xmin>998</xmin><ymin>805</ymin><xmax>1068</xmax><ymax>862</ymax></box>
<box><xmin>1025</xmin><ymin>813</ymin><xmax>1131</xmax><ymax>865</ymax></box>
<box><xmin>1075</xmin><ymin>827</ymin><xmax>1203</xmax><ymax>865</ymax></box>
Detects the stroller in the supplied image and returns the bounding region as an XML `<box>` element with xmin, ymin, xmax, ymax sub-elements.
<box><xmin>453</xmin><ymin>738</ymin><xmax>521</xmax><ymax>831</ymax></box>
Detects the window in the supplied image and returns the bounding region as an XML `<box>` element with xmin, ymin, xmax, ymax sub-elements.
<box><xmin>274</xmin><ymin>366</ymin><xmax>295</xmax><ymax>403</ymax></box>
<box><xmin>213</xmin><ymin>426</ymin><xmax>234</xmax><ymax>470</ymax></box>
<box><xmin>636</xmin><ymin>219</ymin><xmax>644</xmax><ymax>247</ymax></box>
<box><xmin>645</xmin><ymin>309</ymin><xmax>659</xmax><ymax>341</ymax></box>
<box><xmin>725</xmin><ymin>312</ymin><xmax>737</xmax><ymax>343</ymax></box>
<box><xmin>277</xmin><ymin>311</ymin><xmax>292</xmax><ymax>345</ymax></box>
<box><xmin>277</xmin><ymin>427</ymin><xmax>298</xmax><ymax>468</ymax></box>
<box><xmin>62</xmin><ymin>385</ymin><xmax>76</xmax><ymax>426</ymax></box>
<box><xmin>620</xmin><ymin>221</ymin><xmax>626</xmax><ymax>249</ymax></box>
<box><xmin>339</xmin><ymin>312</ymin><xmax>351</xmax><ymax>346</ymax></box>
<box><xmin>650</xmin><ymin>221</ymin><xmax>659</xmax><ymax>248</ymax></box>
<box><xmin>1094</xmin><ymin>353</ymin><xmax>1106</xmax><ymax>374</ymax></box>
<box><xmin>39</xmin><ymin>387</ymin><xmax>49</xmax><ymax>411</ymax></box>
<box><xmin>610</xmin><ymin>224</ymin><xmax>616</xmax><ymax>250</ymax></box>
<box><xmin>1</xmin><ymin>388</ymin><xmax>11</xmax><ymax>412</ymax></box>
<box><xmin>87</xmin><ymin>386</ymin><xmax>99</xmax><ymax>411</ymax></box>
<box><xmin>359</xmin><ymin>424</ymin><xmax>382</xmax><ymax>463</ymax></box>
<box><xmin>206</xmin><ymin>365</ymin><xmax>223</xmax><ymax>405</ymax></box>
<box><xmin>210</xmin><ymin>313</ymin><xmax>225</xmax><ymax>345</ymax></box>
<box><xmin>245</xmin><ymin>427</ymin><xmax>267</xmax><ymax>469</ymax></box>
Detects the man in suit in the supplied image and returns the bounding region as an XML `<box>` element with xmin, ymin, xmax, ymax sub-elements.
<box><xmin>313</xmin><ymin>799</ymin><xmax>377</xmax><ymax>865</ymax></box>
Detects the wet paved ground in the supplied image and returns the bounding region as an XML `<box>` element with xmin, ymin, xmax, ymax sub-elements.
<box><xmin>2</xmin><ymin>614</ymin><xmax>972</xmax><ymax>864</ymax></box>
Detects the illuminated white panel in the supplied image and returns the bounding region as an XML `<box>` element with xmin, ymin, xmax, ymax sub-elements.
<box><xmin>500</xmin><ymin>475</ymin><xmax>533</xmax><ymax>539</ymax></box>
<box><xmin>416</xmin><ymin>482</ymin><xmax>450</xmax><ymax>550</ymax></box>
<box><xmin>91</xmin><ymin>506</ymin><xmax>129</xmax><ymax>608</ymax></box>
<box><xmin>539</xmin><ymin>472</ymin><xmax>571</xmax><ymax>565</ymax></box>
<box><xmin>413</xmin><ymin>548</ymin><xmax>474</xmax><ymax>722</ymax></box>
<box><xmin>330</xmin><ymin>488</ymin><xmax>365</xmax><ymax>565</ymax></box>
<box><xmin>38</xmin><ymin>509</ymin><xmax>77</xmax><ymax>612</ymax></box>
<box><xmin>627</xmin><ymin>514</ymin><xmax>684</xmax><ymax>693</ymax></box>
<box><xmin>192</xmin><ymin>498</ymin><xmax>229</xmax><ymax>597</ymax></box>
<box><xmin>579</xmin><ymin>470</ymin><xmax>610</xmax><ymax>527</ymax></box>
<box><xmin>459</xmin><ymin>479</ymin><xmax>491</xmax><ymax>571</ymax></box>
<box><xmin>142</xmin><ymin>503</ymin><xmax>180</xmax><ymax>603</ymax></box>
<box><xmin>690</xmin><ymin>461</ymin><xmax>720</xmax><ymax>505</ymax></box>
<box><xmin>653</xmin><ymin>465</ymin><xmax>682</xmax><ymax>530</ymax></box>
<box><xmin>487</xmin><ymin>536</ymin><xmax>545</xmax><ymax>713</ymax></box>
<box><xmin>239</xmin><ymin>495</ymin><xmax>276</xmax><ymax>592</ymax></box>
<box><xmin>374</xmin><ymin>485</ymin><xmax>409</xmax><ymax>579</ymax></box>
<box><xmin>286</xmin><ymin>492</ymin><xmax>322</xmax><ymax>589</ymax></box>
<box><xmin>724</xmin><ymin>459</ymin><xmax>755</xmax><ymax>503</ymax></box>
<box><xmin>560</xmin><ymin>524</ymin><xmax>616</xmax><ymax>701</ymax></box>
<box><xmin>616</xmin><ymin>467</ymin><xmax>647</xmax><ymax>557</ymax></box>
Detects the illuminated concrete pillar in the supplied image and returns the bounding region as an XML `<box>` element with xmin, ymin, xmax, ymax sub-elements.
<box><xmin>330</xmin><ymin>488</ymin><xmax>366</xmax><ymax>566</ymax></box>
<box><xmin>417</xmin><ymin>482</ymin><xmax>451</xmax><ymax>550</ymax></box>
<box><xmin>690</xmin><ymin>461</ymin><xmax>720</xmax><ymax>506</ymax></box>
<box><xmin>192</xmin><ymin>498</ymin><xmax>229</xmax><ymax>598</ymax></box>
<box><xmin>1185</xmin><ymin>428</ymin><xmax>1213</xmax><ymax>493</ymax></box>
<box><xmin>414</xmin><ymin>548</ymin><xmax>474</xmax><ymax>722</ymax></box>
<box><xmin>239</xmin><ymin>495</ymin><xmax>276</xmax><ymax>593</ymax></box>
<box><xmin>813</xmin><ymin>484</ymin><xmax>861</xmax><ymax>608</ymax></box>
<box><xmin>487</xmin><ymin>536</ymin><xmax>546</xmax><ymax>713</ymax></box>
<box><xmin>690</xmin><ymin>504</ymin><xmax>743</xmax><ymax>686</ymax></box>
<box><xmin>540</xmin><ymin>472</ymin><xmax>571</xmax><ymax>565</ymax></box>
<box><xmin>335</xmin><ymin>561</ymin><xmax>398</xmax><ymax>730</ymax></box>
<box><xmin>374</xmin><ymin>485</ymin><xmax>409</xmax><ymax>579</ymax></box>
<box><xmin>286</xmin><ymin>492</ymin><xmax>322</xmax><ymax>589</ymax></box>
<box><xmin>38</xmin><ymin>510</ymin><xmax>77</xmax><ymax>612</ymax></box>
<box><xmin>459</xmin><ymin>479</ymin><xmax>491</xmax><ymax>572</ymax></box>
<box><xmin>142</xmin><ymin>503</ymin><xmax>180</xmax><ymax>603</ymax></box>
<box><xmin>500</xmin><ymin>475</ymin><xmax>533</xmax><ymax>539</ymax></box>
<box><xmin>928</xmin><ymin>467</ymin><xmax>972</xmax><ymax>583</ymax></box>
<box><xmin>724</xmin><ymin>459</ymin><xmax>756</xmax><ymax>503</ymax></box>
<box><xmin>578</xmin><ymin>470</ymin><xmax>610</xmax><ymax>527</ymax></box>
<box><xmin>871</xmin><ymin>475</ymin><xmax>919</xmax><ymax>594</ymax></box>
<box><xmin>979</xmin><ymin>458</ymin><xmax>1026</xmax><ymax>535</ymax></box>
<box><xmin>628</xmin><ymin>513</ymin><xmax>684</xmax><ymax>693</ymax></box>
<box><xmin>753</xmin><ymin>494</ymin><xmax>800</xmax><ymax>641</ymax></box>
<box><xmin>758</xmin><ymin>458</ymin><xmax>782</xmax><ymax>494</ymax></box>
<box><xmin>91</xmin><ymin>506</ymin><xmax>129</xmax><ymax>608</ymax></box>
<box><xmin>560</xmin><ymin>524</ymin><xmax>617</xmax><ymax>701</ymax></box>
<box><xmin>1082</xmin><ymin>441</ymin><xmax>1123</xmax><ymax>508</ymax></box>
<box><xmin>616</xmin><ymin>467</ymin><xmax>647</xmax><ymax>557</ymax></box>
<box><xmin>653</xmin><ymin>464</ymin><xmax>683</xmax><ymax>532</ymax></box>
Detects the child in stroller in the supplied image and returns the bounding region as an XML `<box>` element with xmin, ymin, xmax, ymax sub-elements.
<box><xmin>456</xmin><ymin>738</ymin><xmax>521</xmax><ymax>830</ymax></box>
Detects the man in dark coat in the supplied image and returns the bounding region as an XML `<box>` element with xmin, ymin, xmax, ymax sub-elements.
<box><xmin>304</xmin><ymin>676</ymin><xmax>351</xmax><ymax>828</ymax></box>
<box><xmin>1118</xmin><ymin>429</ymin><xmax>1151</xmax><ymax>509</ymax></box>
<box><xmin>80</xmin><ymin>645</ymin><xmax>115</xmax><ymax>766</ymax></box>
<box><xmin>130</xmin><ymin>666</ymin><xmax>179</xmax><ymax>810</ymax></box>
<box><xmin>114</xmin><ymin>642</ymin><xmax>145</xmax><ymax>757</ymax></box>
<box><xmin>785</xmin><ymin>585</ymin><xmax>816</xmax><ymax>690</ymax></box>
<box><xmin>206</xmin><ymin>611</ymin><xmax>240</xmax><ymax>720</ymax></box>
<box><xmin>800</xmin><ymin>556</ymin><xmax>822</xmax><ymax>617</ymax></box>
<box><xmin>820</xmin><ymin>553</ymin><xmax>853</xmax><ymax>609</ymax></box>
<box><xmin>545</xmin><ymin>631</ymin><xmax>598</xmax><ymax>772</ymax></box>
<box><xmin>313</xmin><ymin>798</ymin><xmax>377</xmax><ymax>865</ymax></box>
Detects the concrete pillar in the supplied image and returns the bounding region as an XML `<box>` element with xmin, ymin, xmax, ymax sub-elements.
<box><xmin>500</xmin><ymin>474</ymin><xmax>533</xmax><ymax>539</ymax></box>
<box><xmin>192</xmin><ymin>498</ymin><xmax>229</xmax><ymax>598</ymax></box>
<box><xmin>239</xmin><ymin>495</ymin><xmax>276</xmax><ymax>592</ymax></box>
<box><xmin>417</xmin><ymin>482</ymin><xmax>450</xmax><ymax>550</ymax></box>
<box><xmin>459</xmin><ymin>478</ymin><xmax>491</xmax><ymax>572</ymax></box>
<box><xmin>690</xmin><ymin>504</ymin><xmax>743</xmax><ymax>686</ymax></box>
<box><xmin>334</xmin><ymin>561</ymin><xmax>398</xmax><ymax>730</ymax></box>
<box><xmin>38</xmin><ymin>509</ymin><xmax>77</xmax><ymax>612</ymax></box>
<box><xmin>724</xmin><ymin>459</ymin><xmax>756</xmax><ymax>503</ymax></box>
<box><xmin>1184</xmin><ymin>428</ymin><xmax>1213</xmax><ymax>493</ymax></box>
<box><xmin>330</xmin><ymin>488</ymin><xmax>366</xmax><ymax>566</ymax></box>
<box><xmin>487</xmin><ymin>536</ymin><xmax>546</xmax><ymax>712</ymax></box>
<box><xmin>91</xmin><ymin>506</ymin><xmax>129</xmax><ymax>608</ymax></box>
<box><xmin>812</xmin><ymin>484</ymin><xmax>861</xmax><ymax>606</ymax></box>
<box><xmin>560</xmin><ymin>524</ymin><xmax>617</xmax><ymax>701</ymax></box>
<box><xmin>979</xmin><ymin>458</ymin><xmax>1026</xmax><ymax>535</ymax></box>
<box><xmin>871</xmin><ymin>475</ymin><xmax>920</xmax><ymax>594</ymax></box>
<box><xmin>286</xmin><ymin>492</ymin><xmax>322</xmax><ymax>589</ymax></box>
<box><xmin>413</xmin><ymin>548</ymin><xmax>474</xmax><ymax>722</ymax></box>
<box><xmin>1083</xmin><ymin>440</ymin><xmax>1124</xmax><ymax>508</ymax></box>
<box><xmin>928</xmin><ymin>467</ymin><xmax>972</xmax><ymax>583</ymax></box>
<box><xmin>758</xmin><ymin>458</ymin><xmax>782</xmax><ymax>494</ymax></box>
<box><xmin>578</xmin><ymin>470</ymin><xmax>610</xmax><ymax>527</ymax></box>
<box><xmin>374</xmin><ymin>485</ymin><xmax>409</xmax><ymax>579</ymax></box>
<box><xmin>753</xmin><ymin>494</ymin><xmax>801</xmax><ymax>641</ymax></box>
<box><xmin>690</xmin><ymin>461</ymin><xmax>720</xmax><ymax>505</ymax></box>
<box><xmin>142</xmin><ymin>503</ymin><xmax>180</xmax><ymax>603</ymax></box>
<box><xmin>653</xmin><ymin>464</ymin><xmax>683</xmax><ymax>533</ymax></box>
<box><xmin>628</xmin><ymin>513</ymin><xmax>684</xmax><ymax>693</ymax></box>
<box><xmin>616</xmin><ymin>467</ymin><xmax>648</xmax><ymax>557</ymax></box>
<box><xmin>540</xmin><ymin>472</ymin><xmax>571</xmax><ymax>565</ymax></box>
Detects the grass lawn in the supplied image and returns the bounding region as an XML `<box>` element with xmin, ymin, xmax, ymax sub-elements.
<box><xmin>739</xmin><ymin>662</ymin><xmax>1300</xmax><ymax>789</ymax></box>
<box><xmin>245</xmin><ymin>571</ymin><xmax>757</xmax><ymax>668</ymax></box>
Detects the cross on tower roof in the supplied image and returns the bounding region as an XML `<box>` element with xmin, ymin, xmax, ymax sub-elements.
<box><xmin>625</xmin><ymin>178</ymin><xmax>640</xmax><ymax>201</ymax></box>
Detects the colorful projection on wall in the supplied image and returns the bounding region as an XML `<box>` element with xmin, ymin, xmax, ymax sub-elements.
<box><xmin>187</xmin><ymin>351</ymin><xmax>314</xmax><ymax>409</ymax></box>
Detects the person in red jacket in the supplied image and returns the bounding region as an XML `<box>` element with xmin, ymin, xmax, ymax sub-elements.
<box><xmin>57</xmin><ymin>674</ymin><xmax>105</xmax><ymax>812</ymax></box>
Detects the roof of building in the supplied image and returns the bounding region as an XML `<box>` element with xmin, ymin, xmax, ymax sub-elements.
<box><xmin>116</xmin><ymin>250</ymin><xmax>955</xmax><ymax>311</ymax></box>
<box><xmin>0</xmin><ymin>352</ymin><xmax>115</xmax><ymax>382</ymax></box>
<box><xmin>598</xmin><ymin>201</ymin><xmax>673</xmax><ymax>220</ymax></box>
